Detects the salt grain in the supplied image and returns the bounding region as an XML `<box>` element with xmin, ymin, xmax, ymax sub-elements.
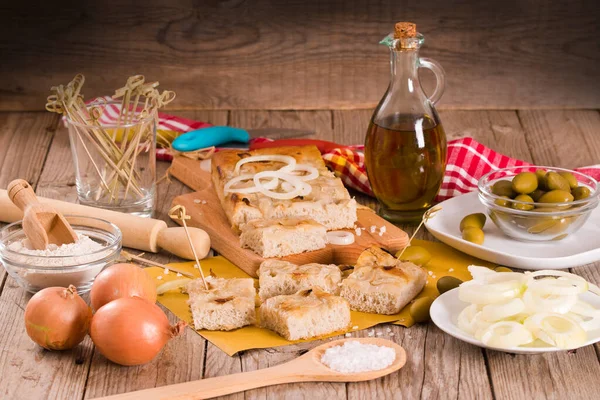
<box><xmin>428</xmin><ymin>270</ymin><xmax>433</xmax><ymax>276</ymax></box>
<box><xmin>355</xmin><ymin>228</ymin><xmax>362</xmax><ymax>236</ymax></box>
<box><xmin>369</xmin><ymin>225</ymin><xmax>376</xmax><ymax>233</ymax></box>
<box><xmin>157</xmin><ymin>276</ymin><xmax>163</xmax><ymax>280</ymax></box>
<box><xmin>367</xmin><ymin>330</ymin><xmax>375</xmax><ymax>337</ymax></box>
<box><xmin>321</xmin><ymin>341</ymin><xmax>396</xmax><ymax>373</ymax></box>
<box><xmin>449</xmin><ymin>268</ymin><xmax>454</xmax><ymax>272</ymax></box>
<box><xmin>345</xmin><ymin>333</ymin><xmax>352</xmax><ymax>338</ymax></box>
<box><xmin>352</xmin><ymin>325</ymin><xmax>359</xmax><ymax>330</ymax></box>
<box><xmin>176</xmin><ymin>272</ymin><xmax>183</xmax><ymax>277</ymax></box>
<box><xmin>379</xmin><ymin>226</ymin><xmax>386</xmax><ymax>236</ymax></box>
<box><xmin>164</xmin><ymin>268</ymin><xmax>170</xmax><ymax>275</ymax></box>
<box><xmin>193</xmin><ymin>199</ymin><xmax>201</xmax><ymax>204</ymax></box>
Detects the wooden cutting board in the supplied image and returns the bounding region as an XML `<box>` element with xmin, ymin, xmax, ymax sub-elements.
<box><xmin>169</xmin><ymin>156</ymin><xmax>409</xmax><ymax>277</ymax></box>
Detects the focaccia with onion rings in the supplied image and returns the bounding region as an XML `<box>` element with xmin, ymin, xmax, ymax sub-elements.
<box><xmin>340</xmin><ymin>245</ymin><xmax>427</xmax><ymax>315</ymax></box>
<box><xmin>211</xmin><ymin>146</ymin><xmax>357</xmax><ymax>233</ymax></box>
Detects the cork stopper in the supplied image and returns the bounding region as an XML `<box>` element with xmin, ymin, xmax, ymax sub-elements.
<box><xmin>394</xmin><ymin>22</ymin><xmax>416</xmax><ymax>39</ymax></box>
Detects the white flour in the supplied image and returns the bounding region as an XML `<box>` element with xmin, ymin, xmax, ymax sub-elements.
<box><xmin>3</xmin><ymin>234</ymin><xmax>116</xmax><ymax>290</ymax></box>
<box><xmin>8</xmin><ymin>235</ymin><xmax>104</xmax><ymax>258</ymax></box>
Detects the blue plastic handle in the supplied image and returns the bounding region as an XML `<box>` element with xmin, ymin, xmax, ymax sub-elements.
<box><xmin>171</xmin><ymin>126</ymin><xmax>251</xmax><ymax>152</ymax></box>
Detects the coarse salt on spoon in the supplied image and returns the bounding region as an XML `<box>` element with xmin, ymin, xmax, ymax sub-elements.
<box><xmin>95</xmin><ymin>337</ymin><xmax>406</xmax><ymax>400</ymax></box>
<box><xmin>7</xmin><ymin>179</ymin><xmax>78</xmax><ymax>250</ymax></box>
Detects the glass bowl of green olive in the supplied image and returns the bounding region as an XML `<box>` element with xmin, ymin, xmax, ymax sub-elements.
<box><xmin>477</xmin><ymin>166</ymin><xmax>599</xmax><ymax>241</ymax></box>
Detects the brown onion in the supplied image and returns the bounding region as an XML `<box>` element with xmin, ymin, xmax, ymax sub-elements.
<box><xmin>24</xmin><ymin>285</ymin><xmax>92</xmax><ymax>350</ymax></box>
<box><xmin>90</xmin><ymin>296</ymin><xmax>186</xmax><ymax>366</ymax></box>
<box><xmin>90</xmin><ymin>263</ymin><xmax>157</xmax><ymax>311</ymax></box>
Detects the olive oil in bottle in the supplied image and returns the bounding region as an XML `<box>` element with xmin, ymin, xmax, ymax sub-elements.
<box><xmin>365</xmin><ymin>22</ymin><xmax>447</xmax><ymax>222</ymax></box>
<box><xmin>365</xmin><ymin>114</ymin><xmax>447</xmax><ymax>221</ymax></box>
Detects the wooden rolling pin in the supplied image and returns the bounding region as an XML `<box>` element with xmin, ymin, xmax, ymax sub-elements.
<box><xmin>0</xmin><ymin>189</ymin><xmax>210</xmax><ymax>260</ymax></box>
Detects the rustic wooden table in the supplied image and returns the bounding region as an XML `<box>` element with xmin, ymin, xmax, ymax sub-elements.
<box><xmin>1</xmin><ymin>109</ymin><xmax>599</xmax><ymax>400</ymax></box>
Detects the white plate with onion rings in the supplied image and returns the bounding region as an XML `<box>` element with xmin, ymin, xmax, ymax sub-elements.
<box><xmin>424</xmin><ymin>191</ymin><xmax>600</xmax><ymax>269</ymax></box>
<box><xmin>430</xmin><ymin>268</ymin><xmax>600</xmax><ymax>354</ymax></box>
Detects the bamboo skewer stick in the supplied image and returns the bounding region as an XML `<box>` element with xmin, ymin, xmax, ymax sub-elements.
<box><xmin>45</xmin><ymin>74</ymin><xmax>175</xmax><ymax>204</ymax></box>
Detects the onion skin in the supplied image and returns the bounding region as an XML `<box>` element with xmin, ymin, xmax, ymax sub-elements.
<box><xmin>24</xmin><ymin>285</ymin><xmax>92</xmax><ymax>350</ymax></box>
<box><xmin>90</xmin><ymin>263</ymin><xmax>157</xmax><ymax>311</ymax></box>
<box><xmin>90</xmin><ymin>297</ymin><xmax>186</xmax><ymax>366</ymax></box>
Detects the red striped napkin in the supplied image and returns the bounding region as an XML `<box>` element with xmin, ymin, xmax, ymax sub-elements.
<box><xmin>88</xmin><ymin>107</ymin><xmax>600</xmax><ymax>201</ymax></box>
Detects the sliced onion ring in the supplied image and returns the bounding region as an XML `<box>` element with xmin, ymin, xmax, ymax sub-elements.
<box><xmin>522</xmin><ymin>289</ymin><xmax>577</xmax><ymax>314</ymax></box>
<box><xmin>479</xmin><ymin>321</ymin><xmax>533</xmax><ymax>348</ymax></box>
<box><xmin>458</xmin><ymin>304</ymin><xmax>487</xmax><ymax>335</ymax></box>
<box><xmin>526</xmin><ymin>270</ymin><xmax>588</xmax><ymax>297</ymax></box>
<box><xmin>524</xmin><ymin>312</ymin><xmax>587</xmax><ymax>349</ymax></box>
<box><xmin>481</xmin><ymin>298</ymin><xmax>526</xmax><ymax>322</ymax></box>
<box><xmin>254</xmin><ymin>170</ymin><xmax>306</xmax><ymax>200</ymax></box>
<box><xmin>234</xmin><ymin>155</ymin><xmax>296</xmax><ymax>175</ymax></box>
<box><xmin>458</xmin><ymin>280</ymin><xmax>523</xmax><ymax>305</ymax></box>
<box><xmin>224</xmin><ymin>174</ymin><xmax>278</xmax><ymax>194</ymax></box>
<box><xmin>285</xmin><ymin>163</ymin><xmax>319</xmax><ymax>181</ymax></box>
<box><xmin>156</xmin><ymin>278</ymin><xmax>192</xmax><ymax>295</ymax></box>
<box><xmin>326</xmin><ymin>231</ymin><xmax>355</xmax><ymax>246</ymax></box>
<box><xmin>569</xmin><ymin>301</ymin><xmax>600</xmax><ymax>332</ymax></box>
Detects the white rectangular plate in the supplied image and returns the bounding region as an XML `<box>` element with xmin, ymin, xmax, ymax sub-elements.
<box><xmin>424</xmin><ymin>192</ymin><xmax>600</xmax><ymax>269</ymax></box>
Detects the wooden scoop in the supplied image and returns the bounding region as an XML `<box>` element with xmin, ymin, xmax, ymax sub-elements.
<box><xmin>7</xmin><ymin>179</ymin><xmax>78</xmax><ymax>250</ymax></box>
<box><xmin>97</xmin><ymin>338</ymin><xmax>406</xmax><ymax>400</ymax></box>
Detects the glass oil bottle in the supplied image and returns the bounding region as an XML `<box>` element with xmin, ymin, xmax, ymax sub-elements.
<box><xmin>365</xmin><ymin>22</ymin><xmax>447</xmax><ymax>223</ymax></box>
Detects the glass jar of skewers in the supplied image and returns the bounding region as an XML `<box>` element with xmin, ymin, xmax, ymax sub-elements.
<box><xmin>65</xmin><ymin>99</ymin><xmax>157</xmax><ymax>217</ymax></box>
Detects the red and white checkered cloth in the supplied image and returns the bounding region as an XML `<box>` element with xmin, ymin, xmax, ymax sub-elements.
<box><xmin>147</xmin><ymin>112</ymin><xmax>600</xmax><ymax>201</ymax></box>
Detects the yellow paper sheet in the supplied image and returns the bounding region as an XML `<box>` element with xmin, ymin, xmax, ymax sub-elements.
<box><xmin>145</xmin><ymin>239</ymin><xmax>498</xmax><ymax>356</ymax></box>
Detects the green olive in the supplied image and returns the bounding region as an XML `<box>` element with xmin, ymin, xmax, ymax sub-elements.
<box><xmin>409</xmin><ymin>296</ymin><xmax>434</xmax><ymax>323</ymax></box>
<box><xmin>494</xmin><ymin>266</ymin><xmax>513</xmax><ymax>273</ymax></box>
<box><xmin>527</xmin><ymin>217</ymin><xmax>574</xmax><ymax>235</ymax></box>
<box><xmin>459</xmin><ymin>213</ymin><xmax>487</xmax><ymax>232</ymax></box>
<box><xmin>529</xmin><ymin>189</ymin><xmax>546</xmax><ymax>202</ymax></box>
<box><xmin>558</xmin><ymin>172</ymin><xmax>578</xmax><ymax>189</ymax></box>
<box><xmin>395</xmin><ymin>246</ymin><xmax>432</xmax><ymax>266</ymax></box>
<box><xmin>538</xmin><ymin>189</ymin><xmax>574</xmax><ymax>204</ymax></box>
<box><xmin>512</xmin><ymin>172</ymin><xmax>538</xmax><ymax>194</ymax></box>
<box><xmin>436</xmin><ymin>276</ymin><xmax>463</xmax><ymax>294</ymax></box>
<box><xmin>545</xmin><ymin>171</ymin><xmax>571</xmax><ymax>192</ymax></box>
<box><xmin>512</xmin><ymin>194</ymin><xmax>535</xmax><ymax>211</ymax></box>
<box><xmin>462</xmin><ymin>227</ymin><xmax>485</xmax><ymax>245</ymax></box>
<box><xmin>494</xmin><ymin>196</ymin><xmax>511</xmax><ymax>207</ymax></box>
<box><xmin>572</xmin><ymin>186</ymin><xmax>591</xmax><ymax>200</ymax></box>
<box><xmin>536</xmin><ymin>169</ymin><xmax>548</xmax><ymax>189</ymax></box>
<box><xmin>492</xmin><ymin>180</ymin><xmax>516</xmax><ymax>198</ymax></box>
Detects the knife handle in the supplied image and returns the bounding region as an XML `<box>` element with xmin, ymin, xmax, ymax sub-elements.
<box><xmin>249</xmin><ymin>139</ymin><xmax>347</xmax><ymax>154</ymax></box>
<box><xmin>172</xmin><ymin>126</ymin><xmax>250</xmax><ymax>152</ymax></box>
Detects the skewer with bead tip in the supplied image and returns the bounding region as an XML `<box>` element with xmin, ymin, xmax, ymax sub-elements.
<box><xmin>169</xmin><ymin>205</ymin><xmax>209</xmax><ymax>290</ymax></box>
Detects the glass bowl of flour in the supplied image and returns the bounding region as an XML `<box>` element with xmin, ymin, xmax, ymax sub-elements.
<box><xmin>0</xmin><ymin>216</ymin><xmax>121</xmax><ymax>293</ymax></box>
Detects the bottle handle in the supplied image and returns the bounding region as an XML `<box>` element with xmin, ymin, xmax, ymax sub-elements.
<box><xmin>418</xmin><ymin>58</ymin><xmax>446</xmax><ymax>105</ymax></box>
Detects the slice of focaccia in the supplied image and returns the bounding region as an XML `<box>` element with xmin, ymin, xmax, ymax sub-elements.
<box><xmin>259</xmin><ymin>288</ymin><xmax>351</xmax><ymax>340</ymax></box>
<box><xmin>239</xmin><ymin>217</ymin><xmax>327</xmax><ymax>258</ymax></box>
<box><xmin>211</xmin><ymin>145</ymin><xmax>357</xmax><ymax>232</ymax></box>
<box><xmin>340</xmin><ymin>245</ymin><xmax>427</xmax><ymax>315</ymax></box>
<box><xmin>257</xmin><ymin>259</ymin><xmax>342</xmax><ymax>301</ymax></box>
<box><xmin>186</xmin><ymin>276</ymin><xmax>256</xmax><ymax>331</ymax></box>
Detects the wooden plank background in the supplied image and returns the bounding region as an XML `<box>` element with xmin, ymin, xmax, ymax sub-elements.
<box><xmin>0</xmin><ymin>0</ymin><xmax>598</xmax><ymax>111</ymax></box>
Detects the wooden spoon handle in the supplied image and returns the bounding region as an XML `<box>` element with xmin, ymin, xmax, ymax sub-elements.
<box><xmin>7</xmin><ymin>179</ymin><xmax>39</xmax><ymax>211</ymax></box>
<box><xmin>97</xmin><ymin>363</ymin><xmax>307</xmax><ymax>400</ymax></box>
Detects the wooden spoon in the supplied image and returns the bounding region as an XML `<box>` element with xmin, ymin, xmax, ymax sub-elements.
<box><xmin>97</xmin><ymin>338</ymin><xmax>406</xmax><ymax>400</ymax></box>
<box><xmin>7</xmin><ymin>179</ymin><xmax>78</xmax><ymax>250</ymax></box>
